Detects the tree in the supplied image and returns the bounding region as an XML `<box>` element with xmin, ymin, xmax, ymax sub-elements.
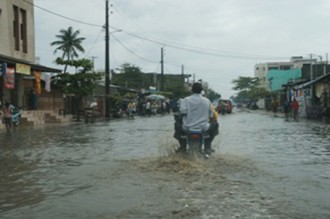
<box><xmin>52</xmin><ymin>59</ymin><xmax>101</xmax><ymax>121</ymax></box>
<box><xmin>50</xmin><ymin>26</ymin><xmax>85</xmax><ymax>73</ymax></box>
<box><xmin>112</xmin><ymin>63</ymin><xmax>148</xmax><ymax>89</ymax></box>
<box><xmin>232</xmin><ymin>76</ymin><xmax>269</xmax><ymax>103</ymax></box>
<box><xmin>54</xmin><ymin>57</ymin><xmax>93</xmax><ymax>73</ymax></box>
<box><xmin>232</xmin><ymin>76</ymin><xmax>260</xmax><ymax>91</ymax></box>
<box><xmin>206</xmin><ymin>88</ymin><xmax>221</xmax><ymax>102</ymax></box>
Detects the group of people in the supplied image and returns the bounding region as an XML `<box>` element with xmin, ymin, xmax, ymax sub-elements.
<box><xmin>272</xmin><ymin>98</ymin><xmax>299</xmax><ymax>121</ymax></box>
<box><xmin>127</xmin><ymin>101</ymin><xmax>137</xmax><ymax>118</ymax></box>
<box><xmin>174</xmin><ymin>82</ymin><xmax>219</xmax><ymax>154</ymax></box>
<box><xmin>115</xmin><ymin>99</ymin><xmax>170</xmax><ymax>118</ymax></box>
<box><xmin>141</xmin><ymin>100</ymin><xmax>169</xmax><ymax>116</ymax></box>
<box><xmin>283</xmin><ymin>98</ymin><xmax>299</xmax><ymax>121</ymax></box>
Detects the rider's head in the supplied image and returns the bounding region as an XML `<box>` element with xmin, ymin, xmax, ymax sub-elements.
<box><xmin>192</xmin><ymin>82</ymin><xmax>203</xmax><ymax>94</ymax></box>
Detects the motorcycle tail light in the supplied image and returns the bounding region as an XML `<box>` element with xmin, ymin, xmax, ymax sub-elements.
<box><xmin>190</xmin><ymin>134</ymin><xmax>201</xmax><ymax>139</ymax></box>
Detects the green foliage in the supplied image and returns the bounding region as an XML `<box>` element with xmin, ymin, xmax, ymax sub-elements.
<box><xmin>232</xmin><ymin>76</ymin><xmax>268</xmax><ymax>102</ymax></box>
<box><xmin>111</xmin><ymin>92</ymin><xmax>125</xmax><ymax>109</ymax></box>
<box><xmin>55</xmin><ymin>58</ymin><xmax>93</xmax><ymax>73</ymax></box>
<box><xmin>52</xmin><ymin>58</ymin><xmax>100</xmax><ymax>97</ymax></box>
<box><xmin>112</xmin><ymin>63</ymin><xmax>148</xmax><ymax>89</ymax></box>
<box><xmin>163</xmin><ymin>77</ymin><xmax>187</xmax><ymax>98</ymax></box>
<box><xmin>249</xmin><ymin>87</ymin><xmax>270</xmax><ymax>99</ymax></box>
<box><xmin>206</xmin><ymin>88</ymin><xmax>221</xmax><ymax>101</ymax></box>
<box><xmin>52</xmin><ymin>72</ymin><xmax>101</xmax><ymax>97</ymax></box>
<box><xmin>51</xmin><ymin>26</ymin><xmax>85</xmax><ymax>72</ymax></box>
<box><xmin>123</xmin><ymin>92</ymin><xmax>138</xmax><ymax>99</ymax></box>
<box><xmin>232</xmin><ymin>76</ymin><xmax>260</xmax><ymax>91</ymax></box>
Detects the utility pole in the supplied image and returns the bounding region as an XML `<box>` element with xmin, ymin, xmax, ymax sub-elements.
<box><xmin>105</xmin><ymin>0</ymin><xmax>110</xmax><ymax>118</ymax></box>
<box><xmin>324</xmin><ymin>53</ymin><xmax>327</xmax><ymax>75</ymax></box>
<box><xmin>310</xmin><ymin>53</ymin><xmax>314</xmax><ymax>102</ymax></box>
<box><xmin>160</xmin><ymin>47</ymin><xmax>164</xmax><ymax>91</ymax></box>
<box><xmin>310</xmin><ymin>54</ymin><xmax>313</xmax><ymax>81</ymax></box>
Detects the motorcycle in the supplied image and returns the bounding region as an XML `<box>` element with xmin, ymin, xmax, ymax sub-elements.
<box><xmin>180</xmin><ymin>128</ymin><xmax>211</xmax><ymax>159</ymax></box>
<box><xmin>84</xmin><ymin>107</ymin><xmax>95</xmax><ymax>123</ymax></box>
<box><xmin>174</xmin><ymin>113</ymin><xmax>212</xmax><ymax>159</ymax></box>
<box><xmin>1</xmin><ymin>105</ymin><xmax>21</xmax><ymax>126</ymax></box>
<box><xmin>11</xmin><ymin>106</ymin><xmax>21</xmax><ymax>125</ymax></box>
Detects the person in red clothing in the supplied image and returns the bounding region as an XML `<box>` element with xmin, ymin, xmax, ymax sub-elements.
<box><xmin>291</xmin><ymin>98</ymin><xmax>299</xmax><ymax>121</ymax></box>
<box><xmin>2</xmin><ymin>101</ymin><xmax>12</xmax><ymax>131</ymax></box>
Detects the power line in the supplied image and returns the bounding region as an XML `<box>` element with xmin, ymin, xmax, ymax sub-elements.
<box><xmin>111</xmin><ymin>34</ymin><xmax>159</xmax><ymax>64</ymax></box>
<box><xmin>28</xmin><ymin>0</ymin><xmax>289</xmax><ymax>61</ymax></box>
<box><xmin>24</xmin><ymin>0</ymin><xmax>103</xmax><ymax>27</ymax></box>
<box><xmin>84</xmin><ymin>27</ymin><xmax>104</xmax><ymax>57</ymax></box>
<box><xmin>89</xmin><ymin>0</ymin><xmax>104</xmax><ymax>8</ymax></box>
<box><xmin>122</xmin><ymin>31</ymin><xmax>289</xmax><ymax>60</ymax></box>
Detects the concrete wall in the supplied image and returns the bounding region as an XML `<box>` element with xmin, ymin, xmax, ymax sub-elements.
<box><xmin>0</xmin><ymin>0</ymin><xmax>35</xmax><ymax>63</ymax></box>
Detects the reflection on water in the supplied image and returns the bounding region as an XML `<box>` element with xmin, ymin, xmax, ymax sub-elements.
<box><xmin>0</xmin><ymin>112</ymin><xmax>329</xmax><ymax>218</ymax></box>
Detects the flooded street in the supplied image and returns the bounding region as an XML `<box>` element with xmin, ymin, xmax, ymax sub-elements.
<box><xmin>0</xmin><ymin>110</ymin><xmax>330</xmax><ymax>219</ymax></box>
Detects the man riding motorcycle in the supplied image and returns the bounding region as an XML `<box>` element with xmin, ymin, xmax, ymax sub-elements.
<box><xmin>174</xmin><ymin>82</ymin><xmax>219</xmax><ymax>154</ymax></box>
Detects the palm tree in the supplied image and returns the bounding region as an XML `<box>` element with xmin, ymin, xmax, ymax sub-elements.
<box><xmin>50</xmin><ymin>26</ymin><xmax>85</xmax><ymax>73</ymax></box>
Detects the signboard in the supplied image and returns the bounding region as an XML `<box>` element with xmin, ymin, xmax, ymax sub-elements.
<box><xmin>303</xmin><ymin>88</ymin><xmax>311</xmax><ymax>98</ymax></box>
<box><xmin>16</xmin><ymin>63</ymin><xmax>31</xmax><ymax>75</ymax></box>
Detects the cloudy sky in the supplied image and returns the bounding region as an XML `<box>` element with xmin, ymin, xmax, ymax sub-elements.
<box><xmin>34</xmin><ymin>0</ymin><xmax>330</xmax><ymax>98</ymax></box>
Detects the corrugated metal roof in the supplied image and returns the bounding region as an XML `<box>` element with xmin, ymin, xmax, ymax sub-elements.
<box><xmin>294</xmin><ymin>73</ymin><xmax>330</xmax><ymax>89</ymax></box>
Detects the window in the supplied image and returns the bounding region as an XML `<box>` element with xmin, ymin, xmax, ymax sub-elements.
<box><xmin>268</xmin><ymin>66</ymin><xmax>279</xmax><ymax>70</ymax></box>
<box><xmin>12</xmin><ymin>5</ymin><xmax>28</xmax><ymax>53</ymax></box>
<box><xmin>20</xmin><ymin>9</ymin><xmax>27</xmax><ymax>53</ymax></box>
<box><xmin>13</xmin><ymin>5</ymin><xmax>19</xmax><ymax>51</ymax></box>
<box><xmin>281</xmin><ymin>65</ymin><xmax>291</xmax><ymax>70</ymax></box>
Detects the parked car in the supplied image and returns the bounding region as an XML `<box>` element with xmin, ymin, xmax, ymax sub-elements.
<box><xmin>217</xmin><ymin>99</ymin><xmax>233</xmax><ymax>114</ymax></box>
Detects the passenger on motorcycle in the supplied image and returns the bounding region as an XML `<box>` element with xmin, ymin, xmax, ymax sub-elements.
<box><xmin>174</xmin><ymin>82</ymin><xmax>219</xmax><ymax>154</ymax></box>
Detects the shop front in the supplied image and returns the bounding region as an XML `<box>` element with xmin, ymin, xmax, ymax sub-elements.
<box><xmin>0</xmin><ymin>54</ymin><xmax>61</xmax><ymax>110</ymax></box>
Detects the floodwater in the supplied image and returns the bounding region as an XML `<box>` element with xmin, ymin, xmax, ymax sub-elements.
<box><xmin>0</xmin><ymin>109</ymin><xmax>329</xmax><ymax>219</ymax></box>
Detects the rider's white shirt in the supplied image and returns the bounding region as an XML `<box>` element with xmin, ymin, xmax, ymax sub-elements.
<box><xmin>180</xmin><ymin>93</ymin><xmax>212</xmax><ymax>131</ymax></box>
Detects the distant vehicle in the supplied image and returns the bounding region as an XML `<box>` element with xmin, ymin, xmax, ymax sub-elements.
<box><xmin>217</xmin><ymin>99</ymin><xmax>233</xmax><ymax>114</ymax></box>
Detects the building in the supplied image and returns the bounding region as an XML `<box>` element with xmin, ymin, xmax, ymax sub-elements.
<box><xmin>0</xmin><ymin>0</ymin><xmax>61</xmax><ymax>109</ymax></box>
<box><xmin>255</xmin><ymin>56</ymin><xmax>330</xmax><ymax>92</ymax></box>
<box><xmin>255</xmin><ymin>60</ymin><xmax>294</xmax><ymax>90</ymax></box>
<box><xmin>255</xmin><ymin>56</ymin><xmax>330</xmax><ymax>118</ymax></box>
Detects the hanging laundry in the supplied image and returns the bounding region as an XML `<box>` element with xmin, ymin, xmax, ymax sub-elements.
<box><xmin>34</xmin><ymin>71</ymin><xmax>41</xmax><ymax>95</ymax></box>
<box><xmin>4</xmin><ymin>66</ymin><xmax>15</xmax><ymax>89</ymax></box>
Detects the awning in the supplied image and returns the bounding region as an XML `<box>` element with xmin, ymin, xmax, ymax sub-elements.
<box><xmin>0</xmin><ymin>53</ymin><xmax>61</xmax><ymax>73</ymax></box>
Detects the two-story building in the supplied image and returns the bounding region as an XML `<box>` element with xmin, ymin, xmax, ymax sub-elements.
<box><xmin>0</xmin><ymin>0</ymin><xmax>61</xmax><ymax>110</ymax></box>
